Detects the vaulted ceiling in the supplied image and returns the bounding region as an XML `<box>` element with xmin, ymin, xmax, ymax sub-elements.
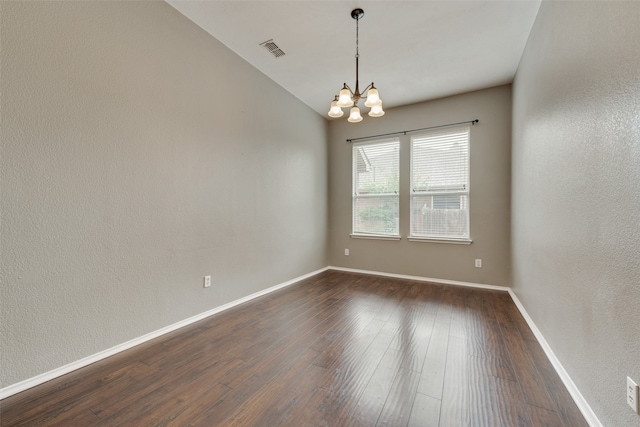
<box><xmin>167</xmin><ymin>1</ymin><xmax>541</xmax><ymax>118</ymax></box>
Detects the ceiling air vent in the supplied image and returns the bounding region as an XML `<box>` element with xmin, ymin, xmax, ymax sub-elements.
<box><xmin>260</xmin><ymin>39</ymin><xmax>285</xmax><ymax>58</ymax></box>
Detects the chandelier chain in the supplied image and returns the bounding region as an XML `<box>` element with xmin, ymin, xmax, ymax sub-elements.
<box><xmin>355</xmin><ymin>13</ymin><xmax>359</xmax><ymax>60</ymax></box>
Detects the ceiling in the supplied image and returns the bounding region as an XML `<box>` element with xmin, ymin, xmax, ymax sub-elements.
<box><xmin>166</xmin><ymin>1</ymin><xmax>541</xmax><ymax>118</ymax></box>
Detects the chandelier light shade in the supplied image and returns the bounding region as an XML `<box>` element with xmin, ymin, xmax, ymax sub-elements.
<box><xmin>328</xmin><ymin>96</ymin><xmax>344</xmax><ymax>118</ymax></box>
<box><xmin>327</xmin><ymin>8</ymin><xmax>384</xmax><ymax>122</ymax></box>
<box><xmin>348</xmin><ymin>106</ymin><xmax>363</xmax><ymax>123</ymax></box>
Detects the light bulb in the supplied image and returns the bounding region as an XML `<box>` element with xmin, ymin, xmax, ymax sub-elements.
<box><xmin>348</xmin><ymin>106</ymin><xmax>363</xmax><ymax>123</ymax></box>
<box><xmin>336</xmin><ymin>85</ymin><xmax>354</xmax><ymax>108</ymax></box>
<box><xmin>364</xmin><ymin>87</ymin><xmax>381</xmax><ymax>107</ymax></box>
<box><xmin>328</xmin><ymin>99</ymin><xmax>344</xmax><ymax>118</ymax></box>
<box><xmin>368</xmin><ymin>102</ymin><xmax>385</xmax><ymax>117</ymax></box>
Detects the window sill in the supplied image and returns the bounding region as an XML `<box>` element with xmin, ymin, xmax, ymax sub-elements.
<box><xmin>408</xmin><ymin>237</ymin><xmax>473</xmax><ymax>245</ymax></box>
<box><xmin>350</xmin><ymin>234</ymin><xmax>401</xmax><ymax>241</ymax></box>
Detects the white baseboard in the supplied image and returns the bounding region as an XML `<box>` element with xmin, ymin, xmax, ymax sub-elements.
<box><xmin>507</xmin><ymin>289</ymin><xmax>602</xmax><ymax>427</ymax></box>
<box><xmin>327</xmin><ymin>265</ymin><xmax>510</xmax><ymax>292</ymax></box>
<box><xmin>1</xmin><ymin>264</ymin><xmax>602</xmax><ymax>427</ymax></box>
<box><xmin>0</xmin><ymin>266</ymin><xmax>330</xmax><ymax>400</ymax></box>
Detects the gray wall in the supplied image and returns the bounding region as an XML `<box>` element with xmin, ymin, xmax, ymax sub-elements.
<box><xmin>512</xmin><ymin>2</ymin><xmax>640</xmax><ymax>426</ymax></box>
<box><xmin>328</xmin><ymin>86</ymin><xmax>512</xmax><ymax>287</ymax></box>
<box><xmin>0</xmin><ymin>1</ymin><xmax>327</xmax><ymax>388</ymax></box>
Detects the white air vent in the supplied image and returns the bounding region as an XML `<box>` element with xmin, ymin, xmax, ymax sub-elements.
<box><xmin>260</xmin><ymin>39</ymin><xmax>285</xmax><ymax>58</ymax></box>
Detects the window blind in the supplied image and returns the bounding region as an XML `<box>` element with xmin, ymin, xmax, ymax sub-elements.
<box><xmin>352</xmin><ymin>138</ymin><xmax>400</xmax><ymax>236</ymax></box>
<box><xmin>410</xmin><ymin>127</ymin><xmax>470</xmax><ymax>240</ymax></box>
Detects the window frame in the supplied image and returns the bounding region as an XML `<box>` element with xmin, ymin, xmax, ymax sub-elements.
<box><xmin>409</xmin><ymin>126</ymin><xmax>472</xmax><ymax>244</ymax></box>
<box><xmin>351</xmin><ymin>137</ymin><xmax>401</xmax><ymax>240</ymax></box>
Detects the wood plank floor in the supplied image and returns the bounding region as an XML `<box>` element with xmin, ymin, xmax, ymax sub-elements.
<box><xmin>1</xmin><ymin>270</ymin><xmax>588</xmax><ymax>426</ymax></box>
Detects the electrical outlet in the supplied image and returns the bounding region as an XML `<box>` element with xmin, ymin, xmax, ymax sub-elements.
<box><xmin>204</xmin><ymin>275</ymin><xmax>211</xmax><ymax>288</ymax></box>
<box><xmin>475</xmin><ymin>259</ymin><xmax>482</xmax><ymax>268</ymax></box>
<box><xmin>345</xmin><ymin>249</ymin><xmax>349</xmax><ymax>256</ymax></box>
<box><xmin>628</xmin><ymin>377</ymin><xmax>639</xmax><ymax>413</ymax></box>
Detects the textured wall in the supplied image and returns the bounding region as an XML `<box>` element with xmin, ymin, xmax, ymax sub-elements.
<box><xmin>512</xmin><ymin>2</ymin><xmax>640</xmax><ymax>425</ymax></box>
<box><xmin>0</xmin><ymin>1</ymin><xmax>327</xmax><ymax>388</ymax></box>
<box><xmin>328</xmin><ymin>86</ymin><xmax>512</xmax><ymax>286</ymax></box>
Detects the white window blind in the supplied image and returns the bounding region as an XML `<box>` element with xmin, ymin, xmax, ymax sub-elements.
<box><xmin>352</xmin><ymin>138</ymin><xmax>400</xmax><ymax>237</ymax></box>
<box><xmin>410</xmin><ymin>127</ymin><xmax>470</xmax><ymax>240</ymax></box>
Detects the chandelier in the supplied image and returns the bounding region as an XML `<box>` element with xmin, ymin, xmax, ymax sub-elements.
<box><xmin>328</xmin><ymin>8</ymin><xmax>384</xmax><ymax>123</ymax></box>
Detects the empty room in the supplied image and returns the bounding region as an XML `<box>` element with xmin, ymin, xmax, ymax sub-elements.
<box><xmin>1</xmin><ymin>1</ymin><xmax>639</xmax><ymax>426</ymax></box>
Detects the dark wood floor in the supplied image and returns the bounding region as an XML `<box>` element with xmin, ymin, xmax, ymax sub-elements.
<box><xmin>1</xmin><ymin>270</ymin><xmax>588</xmax><ymax>427</ymax></box>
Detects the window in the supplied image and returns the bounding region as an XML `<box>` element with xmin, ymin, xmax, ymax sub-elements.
<box><xmin>352</xmin><ymin>138</ymin><xmax>400</xmax><ymax>237</ymax></box>
<box><xmin>410</xmin><ymin>127</ymin><xmax>470</xmax><ymax>242</ymax></box>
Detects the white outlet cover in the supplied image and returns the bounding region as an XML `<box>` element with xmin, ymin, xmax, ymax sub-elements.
<box><xmin>628</xmin><ymin>376</ymin><xmax>639</xmax><ymax>413</ymax></box>
<box><xmin>204</xmin><ymin>275</ymin><xmax>212</xmax><ymax>288</ymax></box>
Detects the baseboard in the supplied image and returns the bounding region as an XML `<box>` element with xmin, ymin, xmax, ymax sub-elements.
<box><xmin>0</xmin><ymin>266</ymin><xmax>330</xmax><ymax>400</ymax></box>
<box><xmin>1</xmin><ymin>264</ymin><xmax>602</xmax><ymax>427</ymax></box>
<box><xmin>327</xmin><ymin>266</ymin><xmax>510</xmax><ymax>292</ymax></box>
<box><xmin>507</xmin><ymin>289</ymin><xmax>602</xmax><ymax>427</ymax></box>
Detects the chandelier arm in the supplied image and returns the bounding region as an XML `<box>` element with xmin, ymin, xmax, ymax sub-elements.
<box><xmin>361</xmin><ymin>82</ymin><xmax>375</xmax><ymax>95</ymax></box>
